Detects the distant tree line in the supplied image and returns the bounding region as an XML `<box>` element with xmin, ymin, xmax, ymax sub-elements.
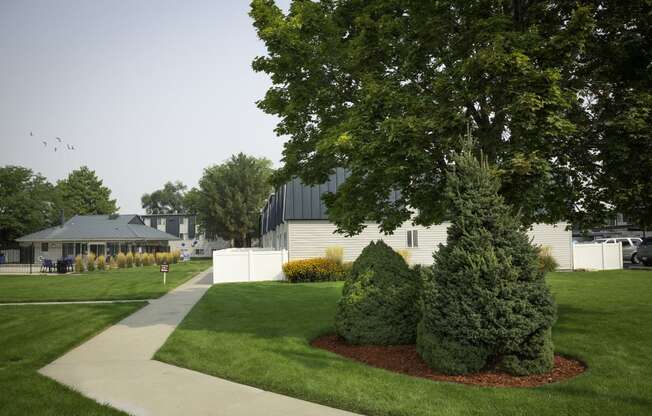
<box><xmin>0</xmin><ymin>165</ymin><xmax>117</xmax><ymax>245</ymax></box>
<box><xmin>141</xmin><ymin>153</ymin><xmax>274</xmax><ymax>248</ymax></box>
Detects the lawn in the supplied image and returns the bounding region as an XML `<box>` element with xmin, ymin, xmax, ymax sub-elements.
<box><xmin>156</xmin><ymin>270</ymin><xmax>652</xmax><ymax>416</ymax></box>
<box><xmin>0</xmin><ymin>259</ymin><xmax>211</xmax><ymax>303</ymax></box>
<box><xmin>0</xmin><ymin>302</ymin><xmax>143</xmax><ymax>415</ymax></box>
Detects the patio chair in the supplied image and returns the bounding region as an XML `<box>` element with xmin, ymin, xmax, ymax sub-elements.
<box><xmin>41</xmin><ymin>259</ymin><xmax>54</xmax><ymax>273</ymax></box>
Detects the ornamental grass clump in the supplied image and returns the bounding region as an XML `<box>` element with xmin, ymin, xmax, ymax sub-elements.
<box><xmin>335</xmin><ymin>240</ymin><xmax>420</xmax><ymax>345</ymax></box>
<box><xmin>116</xmin><ymin>252</ymin><xmax>127</xmax><ymax>268</ymax></box>
<box><xmin>86</xmin><ymin>253</ymin><xmax>96</xmax><ymax>271</ymax></box>
<box><xmin>96</xmin><ymin>255</ymin><xmax>106</xmax><ymax>271</ymax></box>
<box><xmin>171</xmin><ymin>250</ymin><xmax>181</xmax><ymax>264</ymax></box>
<box><xmin>74</xmin><ymin>255</ymin><xmax>84</xmax><ymax>272</ymax></box>
<box><xmin>126</xmin><ymin>252</ymin><xmax>134</xmax><ymax>268</ymax></box>
<box><xmin>134</xmin><ymin>253</ymin><xmax>143</xmax><ymax>267</ymax></box>
<box><xmin>325</xmin><ymin>246</ymin><xmax>344</xmax><ymax>264</ymax></box>
<box><xmin>109</xmin><ymin>256</ymin><xmax>118</xmax><ymax>270</ymax></box>
<box><xmin>537</xmin><ymin>246</ymin><xmax>559</xmax><ymax>273</ymax></box>
<box><xmin>417</xmin><ymin>142</ymin><xmax>556</xmax><ymax>376</ymax></box>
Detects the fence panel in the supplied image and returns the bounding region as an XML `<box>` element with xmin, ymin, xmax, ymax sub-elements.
<box><xmin>213</xmin><ymin>248</ymin><xmax>288</xmax><ymax>284</ymax></box>
<box><xmin>572</xmin><ymin>242</ymin><xmax>623</xmax><ymax>270</ymax></box>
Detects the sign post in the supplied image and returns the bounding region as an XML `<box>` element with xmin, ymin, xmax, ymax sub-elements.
<box><xmin>160</xmin><ymin>262</ymin><xmax>169</xmax><ymax>285</ymax></box>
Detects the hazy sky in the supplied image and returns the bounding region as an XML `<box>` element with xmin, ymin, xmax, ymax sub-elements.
<box><xmin>0</xmin><ymin>0</ymin><xmax>290</xmax><ymax>213</ymax></box>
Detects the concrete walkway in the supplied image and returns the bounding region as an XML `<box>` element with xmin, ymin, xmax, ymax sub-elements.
<box><xmin>40</xmin><ymin>269</ymin><xmax>358</xmax><ymax>416</ymax></box>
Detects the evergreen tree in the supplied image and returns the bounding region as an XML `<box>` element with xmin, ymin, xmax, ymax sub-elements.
<box><xmin>335</xmin><ymin>240</ymin><xmax>420</xmax><ymax>345</ymax></box>
<box><xmin>417</xmin><ymin>142</ymin><xmax>556</xmax><ymax>375</ymax></box>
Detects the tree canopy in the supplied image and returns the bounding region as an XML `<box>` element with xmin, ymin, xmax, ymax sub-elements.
<box><xmin>251</xmin><ymin>0</ymin><xmax>651</xmax><ymax>234</ymax></box>
<box><xmin>55</xmin><ymin>166</ymin><xmax>118</xmax><ymax>218</ymax></box>
<box><xmin>194</xmin><ymin>153</ymin><xmax>274</xmax><ymax>247</ymax></box>
<box><xmin>141</xmin><ymin>181</ymin><xmax>188</xmax><ymax>214</ymax></box>
<box><xmin>0</xmin><ymin>166</ymin><xmax>58</xmax><ymax>245</ymax></box>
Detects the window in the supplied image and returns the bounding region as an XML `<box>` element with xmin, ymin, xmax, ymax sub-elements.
<box><xmin>179</xmin><ymin>233</ymin><xmax>185</xmax><ymax>240</ymax></box>
<box><xmin>63</xmin><ymin>243</ymin><xmax>75</xmax><ymax>257</ymax></box>
<box><xmin>41</xmin><ymin>242</ymin><xmax>49</xmax><ymax>252</ymax></box>
<box><xmin>194</xmin><ymin>248</ymin><xmax>204</xmax><ymax>255</ymax></box>
<box><xmin>407</xmin><ymin>230</ymin><xmax>419</xmax><ymax>248</ymax></box>
<box><xmin>619</xmin><ymin>239</ymin><xmax>631</xmax><ymax>247</ymax></box>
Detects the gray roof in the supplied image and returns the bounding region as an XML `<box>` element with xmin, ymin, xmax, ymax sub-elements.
<box><xmin>260</xmin><ymin>168</ymin><xmax>401</xmax><ymax>234</ymax></box>
<box><xmin>16</xmin><ymin>215</ymin><xmax>180</xmax><ymax>242</ymax></box>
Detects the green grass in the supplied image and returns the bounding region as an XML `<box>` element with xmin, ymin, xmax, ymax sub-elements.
<box><xmin>0</xmin><ymin>302</ymin><xmax>143</xmax><ymax>415</ymax></box>
<box><xmin>0</xmin><ymin>259</ymin><xmax>211</xmax><ymax>303</ymax></box>
<box><xmin>156</xmin><ymin>270</ymin><xmax>652</xmax><ymax>416</ymax></box>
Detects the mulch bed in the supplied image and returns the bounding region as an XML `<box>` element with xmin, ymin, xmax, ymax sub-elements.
<box><xmin>311</xmin><ymin>334</ymin><xmax>586</xmax><ymax>388</ymax></box>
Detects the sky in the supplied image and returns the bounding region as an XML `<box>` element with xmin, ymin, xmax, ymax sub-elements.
<box><xmin>0</xmin><ymin>0</ymin><xmax>290</xmax><ymax>214</ymax></box>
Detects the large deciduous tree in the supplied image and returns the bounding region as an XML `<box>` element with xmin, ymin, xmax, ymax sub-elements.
<box><xmin>251</xmin><ymin>0</ymin><xmax>649</xmax><ymax>234</ymax></box>
<box><xmin>0</xmin><ymin>166</ymin><xmax>58</xmax><ymax>244</ymax></box>
<box><xmin>195</xmin><ymin>153</ymin><xmax>273</xmax><ymax>247</ymax></box>
<box><xmin>141</xmin><ymin>181</ymin><xmax>188</xmax><ymax>214</ymax></box>
<box><xmin>55</xmin><ymin>166</ymin><xmax>118</xmax><ymax>217</ymax></box>
<box><xmin>585</xmin><ymin>0</ymin><xmax>652</xmax><ymax>232</ymax></box>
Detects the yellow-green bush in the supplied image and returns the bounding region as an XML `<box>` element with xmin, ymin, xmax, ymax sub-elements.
<box><xmin>97</xmin><ymin>255</ymin><xmax>106</xmax><ymax>271</ymax></box>
<box><xmin>126</xmin><ymin>252</ymin><xmax>134</xmax><ymax>267</ymax></box>
<box><xmin>109</xmin><ymin>256</ymin><xmax>118</xmax><ymax>269</ymax></box>
<box><xmin>537</xmin><ymin>246</ymin><xmax>559</xmax><ymax>273</ymax></box>
<box><xmin>325</xmin><ymin>246</ymin><xmax>344</xmax><ymax>264</ymax></box>
<box><xmin>141</xmin><ymin>253</ymin><xmax>151</xmax><ymax>266</ymax></box>
<box><xmin>282</xmin><ymin>257</ymin><xmax>346</xmax><ymax>283</ymax></box>
<box><xmin>116</xmin><ymin>252</ymin><xmax>127</xmax><ymax>268</ymax></box>
<box><xmin>134</xmin><ymin>253</ymin><xmax>142</xmax><ymax>267</ymax></box>
<box><xmin>86</xmin><ymin>253</ymin><xmax>96</xmax><ymax>271</ymax></box>
<box><xmin>396</xmin><ymin>248</ymin><xmax>412</xmax><ymax>265</ymax></box>
<box><xmin>74</xmin><ymin>255</ymin><xmax>84</xmax><ymax>272</ymax></box>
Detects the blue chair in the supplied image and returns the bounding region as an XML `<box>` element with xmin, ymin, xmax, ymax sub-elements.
<box><xmin>41</xmin><ymin>259</ymin><xmax>54</xmax><ymax>273</ymax></box>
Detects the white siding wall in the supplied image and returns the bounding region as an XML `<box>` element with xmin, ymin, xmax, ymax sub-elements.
<box><xmin>285</xmin><ymin>220</ymin><xmax>572</xmax><ymax>269</ymax></box>
<box><xmin>526</xmin><ymin>223</ymin><xmax>573</xmax><ymax>270</ymax></box>
<box><xmin>34</xmin><ymin>242</ymin><xmax>63</xmax><ymax>260</ymax></box>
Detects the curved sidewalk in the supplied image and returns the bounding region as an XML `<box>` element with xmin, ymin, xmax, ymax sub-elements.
<box><xmin>40</xmin><ymin>269</ymin><xmax>358</xmax><ymax>416</ymax></box>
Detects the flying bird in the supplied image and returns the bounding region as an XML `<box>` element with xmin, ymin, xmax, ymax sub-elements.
<box><xmin>42</xmin><ymin>140</ymin><xmax>47</xmax><ymax>147</ymax></box>
<box><xmin>56</xmin><ymin>137</ymin><xmax>63</xmax><ymax>143</ymax></box>
<box><xmin>54</xmin><ymin>147</ymin><xmax>58</xmax><ymax>152</ymax></box>
<box><xmin>30</xmin><ymin>132</ymin><xmax>34</xmax><ymax>136</ymax></box>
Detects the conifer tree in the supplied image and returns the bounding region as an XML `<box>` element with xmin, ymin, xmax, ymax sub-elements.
<box><xmin>336</xmin><ymin>241</ymin><xmax>420</xmax><ymax>345</ymax></box>
<box><xmin>417</xmin><ymin>142</ymin><xmax>556</xmax><ymax>375</ymax></box>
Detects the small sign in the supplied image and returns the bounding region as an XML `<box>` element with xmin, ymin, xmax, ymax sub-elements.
<box><xmin>160</xmin><ymin>263</ymin><xmax>169</xmax><ymax>273</ymax></box>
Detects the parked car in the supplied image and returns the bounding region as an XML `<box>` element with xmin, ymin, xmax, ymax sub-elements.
<box><xmin>594</xmin><ymin>237</ymin><xmax>643</xmax><ymax>263</ymax></box>
<box><xmin>637</xmin><ymin>238</ymin><xmax>652</xmax><ymax>266</ymax></box>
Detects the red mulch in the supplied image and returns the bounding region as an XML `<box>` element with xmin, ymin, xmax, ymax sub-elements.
<box><xmin>311</xmin><ymin>334</ymin><xmax>586</xmax><ymax>388</ymax></box>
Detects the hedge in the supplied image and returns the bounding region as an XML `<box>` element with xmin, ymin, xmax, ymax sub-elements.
<box><xmin>283</xmin><ymin>258</ymin><xmax>347</xmax><ymax>283</ymax></box>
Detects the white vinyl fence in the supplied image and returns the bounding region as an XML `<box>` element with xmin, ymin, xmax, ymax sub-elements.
<box><xmin>572</xmin><ymin>242</ymin><xmax>623</xmax><ymax>271</ymax></box>
<box><xmin>212</xmin><ymin>248</ymin><xmax>288</xmax><ymax>284</ymax></box>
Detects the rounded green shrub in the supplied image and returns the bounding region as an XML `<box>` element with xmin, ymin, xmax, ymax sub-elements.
<box><xmin>335</xmin><ymin>240</ymin><xmax>420</xmax><ymax>345</ymax></box>
<box><xmin>417</xmin><ymin>142</ymin><xmax>556</xmax><ymax>375</ymax></box>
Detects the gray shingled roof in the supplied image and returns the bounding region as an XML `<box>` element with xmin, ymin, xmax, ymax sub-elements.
<box><xmin>16</xmin><ymin>215</ymin><xmax>180</xmax><ymax>242</ymax></box>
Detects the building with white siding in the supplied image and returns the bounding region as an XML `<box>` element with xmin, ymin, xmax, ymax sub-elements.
<box><xmin>260</xmin><ymin>169</ymin><xmax>573</xmax><ymax>269</ymax></box>
<box><xmin>139</xmin><ymin>213</ymin><xmax>229</xmax><ymax>258</ymax></box>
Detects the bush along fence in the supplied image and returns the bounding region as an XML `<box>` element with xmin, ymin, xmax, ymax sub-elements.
<box><xmin>72</xmin><ymin>250</ymin><xmax>182</xmax><ymax>272</ymax></box>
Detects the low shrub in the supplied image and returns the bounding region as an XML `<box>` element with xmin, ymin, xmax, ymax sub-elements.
<box><xmin>325</xmin><ymin>246</ymin><xmax>344</xmax><ymax>264</ymax></box>
<box><xmin>86</xmin><ymin>253</ymin><xmax>96</xmax><ymax>271</ymax></box>
<box><xmin>116</xmin><ymin>252</ymin><xmax>127</xmax><ymax>268</ymax></box>
<box><xmin>74</xmin><ymin>255</ymin><xmax>84</xmax><ymax>272</ymax></box>
<box><xmin>335</xmin><ymin>240</ymin><xmax>420</xmax><ymax>345</ymax></box>
<box><xmin>396</xmin><ymin>248</ymin><xmax>412</xmax><ymax>264</ymax></box>
<box><xmin>283</xmin><ymin>258</ymin><xmax>346</xmax><ymax>283</ymax></box>
<box><xmin>134</xmin><ymin>253</ymin><xmax>143</xmax><ymax>267</ymax></box>
<box><xmin>126</xmin><ymin>252</ymin><xmax>134</xmax><ymax>268</ymax></box>
<box><xmin>538</xmin><ymin>246</ymin><xmax>559</xmax><ymax>273</ymax></box>
<box><xmin>109</xmin><ymin>256</ymin><xmax>118</xmax><ymax>269</ymax></box>
<box><xmin>96</xmin><ymin>255</ymin><xmax>106</xmax><ymax>271</ymax></box>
